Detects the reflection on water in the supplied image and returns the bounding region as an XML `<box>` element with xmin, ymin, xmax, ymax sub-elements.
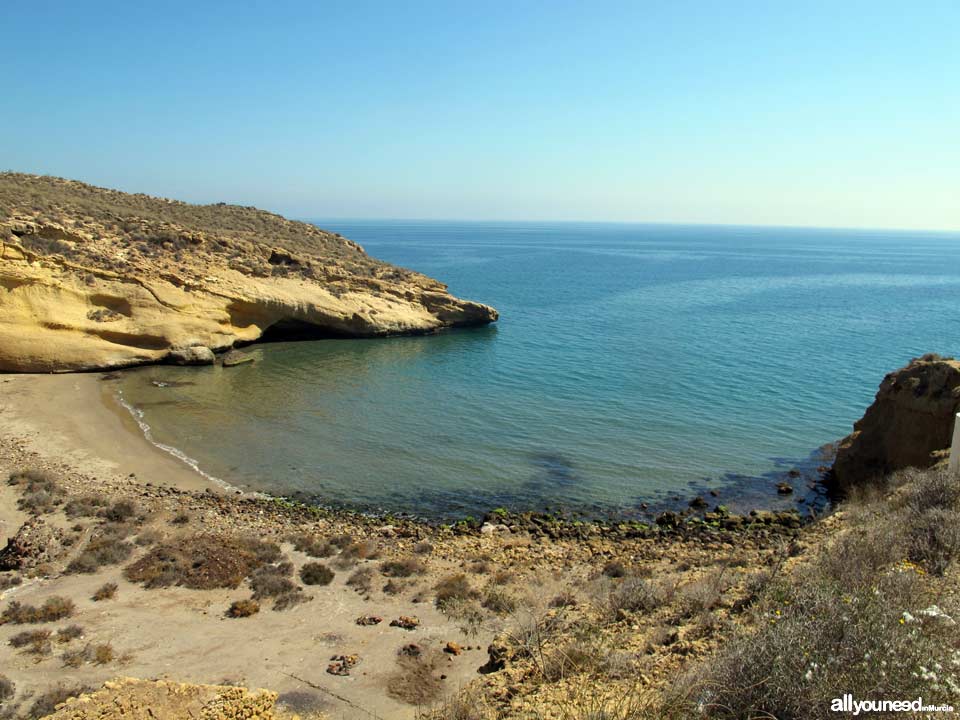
<box><xmin>114</xmin><ymin>222</ymin><xmax>960</xmax><ymax>520</ymax></box>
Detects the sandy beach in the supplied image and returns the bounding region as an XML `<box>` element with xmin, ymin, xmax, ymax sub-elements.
<box><xmin>0</xmin><ymin>372</ymin><xmax>817</xmax><ymax>719</ymax></box>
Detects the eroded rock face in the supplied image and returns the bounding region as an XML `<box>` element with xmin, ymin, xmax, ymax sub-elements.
<box><xmin>831</xmin><ymin>356</ymin><xmax>960</xmax><ymax>491</ymax></box>
<box><xmin>40</xmin><ymin>678</ymin><xmax>277</xmax><ymax>719</ymax></box>
<box><xmin>0</xmin><ymin>173</ymin><xmax>498</xmax><ymax>372</ymax></box>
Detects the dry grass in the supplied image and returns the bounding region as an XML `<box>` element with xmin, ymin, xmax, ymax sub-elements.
<box><xmin>0</xmin><ymin>573</ymin><xmax>21</xmax><ymax>592</ymax></box>
<box><xmin>346</xmin><ymin>566</ymin><xmax>375</xmax><ymax>594</ymax></box>
<box><xmin>66</xmin><ymin>526</ymin><xmax>135</xmax><ymax>574</ymax></box>
<box><xmin>56</xmin><ymin>624</ymin><xmax>84</xmax><ymax>643</ymax></box>
<box><xmin>287</xmin><ymin>533</ymin><xmax>336</xmax><ymax>558</ymax></box>
<box><xmin>9</xmin><ymin>629</ymin><xmax>52</xmax><ymax>655</ymax></box>
<box><xmin>435</xmin><ymin>573</ymin><xmax>478</xmax><ymax>609</ymax></box>
<box><xmin>0</xmin><ymin>674</ymin><xmax>12</xmax><ymax>702</ymax></box>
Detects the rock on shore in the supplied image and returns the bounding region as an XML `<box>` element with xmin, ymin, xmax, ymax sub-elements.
<box><xmin>831</xmin><ymin>355</ymin><xmax>960</xmax><ymax>491</ymax></box>
<box><xmin>0</xmin><ymin>173</ymin><xmax>498</xmax><ymax>372</ymax></box>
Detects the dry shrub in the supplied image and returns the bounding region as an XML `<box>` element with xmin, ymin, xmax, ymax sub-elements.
<box><xmin>677</xmin><ymin>568</ymin><xmax>732</xmax><ymax>618</ymax></box>
<box><xmin>60</xmin><ymin>643</ymin><xmax>115</xmax><ymax>667</ymax></box>
<box><xmin>134</xmin><ymin>528</ymin><xmax>164</xmax><ymax>547</ymax></box>
<box><xmin>227</xmin><ymin>599</ymin><xmax>260</xmax><ymax>618</ymax></box>
<box><xmin>300</xmin><ymin>562</ymin><xmax>335</xmax><ymax>586</ymax></box>
<box><xmin>381</xmin><ymin>557</ymin><xmax>426</xmax><ymax>578</ymax></box>
<box><xmin>171</xmin><ymin>512</ymin><xmax>191</xmax><ymax>525</ymax></box>
<box><xmin>346</xmin><ymin>566</ymin><xmax>375</xmax><ymax>594</ymax></box>
<box><xmin>481</xmin><ymin>585</ymin><xmax>517</xmax><ymax>615</ymax></box>
<box><xmin>9</xmin><ymin>470</ymin><xmax>65</xmax><ymax>514</ymax></box>
<box><xmin>602</xmin><ymin>560</ymin><xmax>628</xmax><ymax>578</ymax></box>
<box><xmin>56</xmin><ymin>624</ymin><xmax>84</xmax><ymax>643</ymax></box>
<box><xmin>1</xmin><ymin>596</ymin><xmax>75</xmax><ymax>624</ymax></box>
<box><xmin>273</xmin><ymin>589</ymin><xmax>311</xmax><ymax>611</ymax></box>
<box><xmin>66</xmin><ymin>527</ymin><xmax>135</xmax><ymax>574</ymax></box>
<box><xmin>249</xmin><ymin>561</ymin><xmax>296</xmax><ymax>599</ymax></box>
<box><xmin>288</xmin><ymin>533</ymin><xmax>335</xmax><ymax>558</ymax></box>
<box><xmin>333</xmin><ymin>539</ymin><xmax>379</xmax><ymax>569</ymax></box>
<box><xmin>92</xmin><ymin>582</ymin><xmax>118</xmax><ymax>601</ymax></box>
<box><xmin>606</xmin><ymin>575</ymin><xmax>672</xmax><ymax>619</ymax></box>
<box><xmin>413</xmin><ymin>541</ymin><xmax>434</xmax><ymax>555</ymax></box>
<box><xmin>435</xmin><ymin>573</ymin><xmax>477</xmax><ymax>608</ymax></box>
<box><xmin>64</xmin><ymin>495</ymin><xmax>110</xmax><ymax>518</ymax></box>
<box><xmin>386</xmin><ymin>651</ymin><xmax>443</xmax><ymax>706</ymax></box>
<box><xmin>469</xmin><ymin>559</ymin><xmax>493</xmax><ymax>574</ymax></box>
<box><xmin>0</xmin><ymin>573</ymin><xmax>21</xmax><ymax>591</ymax></box>
<box><xmin>9</xmin><ymin>629</ymin><xmax>51</xmax><ymax>655</ymax></box>
<box><xmin>124</xmin><ymin>535</ymin><xmax>277</xmax><ymax>589</ymax></box>
<box><xmin>102</xmin><ymin>500</ymin><xmax>139</xmax><ymax>523</ymax></box>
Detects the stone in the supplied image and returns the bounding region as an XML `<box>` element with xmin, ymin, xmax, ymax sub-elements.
<box><xmin>221</xmin><ymin>350</ymin><xmax>254</xmax><ymax>367</ymax></box>
<box><xmin>355</xmin><ymin>615</ymin><xmax>382</xmax><ymax>626</ymax></box>
<box><xmin>776</xmin><ymin>482</ymin><xmax>793</xmax><ymax>494</ymax></box>
<box><xmin>168</xmin><ymin>345</ymin><xmax>215</xmax><ymax>366</ymax></box>
<box><xmin>444</xmin><ymin>641</ymin><xmax>463</xmax><ymax>655</ymax></box>
<box><xmin>390</xmin><ymin>615</ymin><xmax>420</xmax><ymax>630</ymax></box>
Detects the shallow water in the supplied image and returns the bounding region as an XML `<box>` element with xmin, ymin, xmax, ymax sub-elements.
<box><xmin>114</xmin><ymin>222</ymin><xmax>960</xmax><ymax>520</ymax></box>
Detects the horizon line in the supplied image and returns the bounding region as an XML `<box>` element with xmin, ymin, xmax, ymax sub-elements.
<box><xmin>302</xmin><ymin>216</ymin><xmax>960</xmax><ymax>236</ymax></box>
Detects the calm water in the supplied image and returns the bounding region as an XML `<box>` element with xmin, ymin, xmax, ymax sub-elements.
<box><xmin>114</xmin><ymin>222</ymin><xmax>960</xmax><ymax>520</ymax></box>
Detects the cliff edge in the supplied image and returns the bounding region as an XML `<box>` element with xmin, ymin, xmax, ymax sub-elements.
<box><xmin>0</xmin><ymin>173</ymin><xmax>497</xmax><ymax>372</ymax></box>
<box><xmin>831</xmin><ymin>354</ymin><xmax>960</xmax><ymax>491</ymax></box>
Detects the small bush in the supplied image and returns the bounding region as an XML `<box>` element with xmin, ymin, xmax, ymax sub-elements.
<box><xmin>227</xmin><ymin>599</ymin><xmax>260</xmax><ymax>618</ymax></box>
<box><xmin>10</xmin><ymin>629</ymin><xmax>51</xmax><ymax>654</ymax></box>
<box><xmin>1</xmin><ymin>596</ymin><xmax>75</xmax><ymax>624</ymax></box>
<box><xmin>333</xmin><ymin>539</ymin><xmax>379</xmax><ymax>569</ymax></box>
<box><xmin>273</xmin><ymin>589</ymin><xmax>311</xmax><ymax>611</ymax></box>
<box><xmin>607</xmin><ymin>576</ymin><xmax>671</xmax><ymax>618</ymax></box>
<box><xmin>0</xmin><ymin>573</ymin><xmax>22</xmax><ymax>591</ymax></box>
<box><xmin>250</xmin><ymin>562</ymin><xmax>296</xmax><ymax>599</ymax></box>
<box><xmin>300</xmin><ymin>562</ymin><xmax>335</xmax><ymax>586</ymax></box>
<box><xmin>57</xmin><ymin>624</ymin><xmax>84</xmax><ymax>643</ymax></box>
<box><xmin>10</xmin><ymin>470</ymin><xmax>65</xmax><ymax>514</ymax></box>
<box><xmin>481</xmin><ymin>586</ymin><xmax>518</xmax><ymax>615</ymax></box>
<box><xmin>66</xmin><ymin>529</ymin><xmax>134</xmax><ymax>574</ymax></box>
<box><xmin>64</xmin><ymin>495</ymin><xmax>109</xmax><ymax>518</ymax></box>
<box><xmin>102</xmin><ymin>500</ymin><xmax>138</xmax><ymax>523</ymax></box>
<box><xmin>92</xmin><ymin>582</ymin><xmax>118</xmax><ymax>601</ymax></box>
<box><xmin>134</xmin><ymin>528</ymin><xmax>164</xmax><ymax>547</ymax></box>
<box><xmin>288</xmin><ymin>533</ymin><xmax>335</xmax><ymax>558</ymax></box>
<box><xmin>435</xmin><ymin>574</ymin><xmax>477</xmax><ymax>609</ymax></box>
<box><xmin>171</xmin><ymin>512</ymin><xmax>191</xmax><ymax>525</ymax></box>
<box><xmin>93</xmin><ymin>643</ymin><xmax>114</xmax><ymax>664</ymax></box>
<box><xmin>413</xmin><ymin>541</ymin><xmax>434</xmax><ymax>555</ymax></box>
<box><xmin>381</xmin><ymin>558</ymin><xmax>426</xmax><ymax>578</ymax></box>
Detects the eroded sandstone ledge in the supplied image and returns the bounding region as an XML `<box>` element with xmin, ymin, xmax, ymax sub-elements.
<box><xmin>0</xmin><ymin>173</ymin><xmax>498</xmax><ymax>372</ymax></box>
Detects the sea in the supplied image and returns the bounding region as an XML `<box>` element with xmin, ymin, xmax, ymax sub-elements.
<box><xmin>112</xmin><ymin>221</ymin><xmax>960</xmax><ymax>521</ymax></box>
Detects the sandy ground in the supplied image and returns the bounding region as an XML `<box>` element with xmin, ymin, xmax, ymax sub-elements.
<box><xmin>0</xmin><ymin>374</ymin><xmax>499</xmax><ymax>719</ymax></box>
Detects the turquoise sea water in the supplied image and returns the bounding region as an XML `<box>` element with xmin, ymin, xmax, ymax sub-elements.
<box><xmin>114</xmin><ymin>222</ymin><xmax>960</xmax><ymax>520</ymax></box>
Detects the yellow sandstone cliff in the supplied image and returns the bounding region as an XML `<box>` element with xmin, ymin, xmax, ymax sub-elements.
<box><xmin>0</xmin><ymin>173</ymin><xmax>497</xmax><ymax>372</ymax></box>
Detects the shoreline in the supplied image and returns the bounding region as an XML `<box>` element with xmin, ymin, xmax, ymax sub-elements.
<box><xmin>0</xmin><ymin>374</ymin><xmax>220</xmax><ymax>497</ymax></box>
<box><xmin>0</xmin><ymin>372</ymin><xmax>831</xmax><ymax>530</ymax></box>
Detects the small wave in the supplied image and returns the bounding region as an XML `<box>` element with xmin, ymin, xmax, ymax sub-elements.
<box><xmin>113</xmin><ymin>390</ymin><xmax>252</xmax><ymax>496</ymax></box>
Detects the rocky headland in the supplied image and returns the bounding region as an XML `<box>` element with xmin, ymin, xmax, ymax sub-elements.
<box><xmin>0</xmin><ymin>173</ymin><xmax>497</xmax><ymax>372</ymax></box>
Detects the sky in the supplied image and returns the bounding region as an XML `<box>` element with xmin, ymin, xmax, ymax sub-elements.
<box><xmin>2</xmin><ymin>1</ymin><xmax>958</xmax><ymax>230</ymax></box>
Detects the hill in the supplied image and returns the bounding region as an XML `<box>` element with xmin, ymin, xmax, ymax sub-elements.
<box><xmin>0</xmin><ymin>173</ymin><xmax>497</xmax><ymax>372</ymax></box>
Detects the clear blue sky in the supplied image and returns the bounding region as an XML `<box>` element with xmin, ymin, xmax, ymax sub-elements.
<box><xmin>2</xmin><ymin>1</ymin><xmax>957</xmax><ymax>229</ymax></box>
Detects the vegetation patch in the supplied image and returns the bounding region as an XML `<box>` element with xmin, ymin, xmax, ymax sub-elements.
<box><xmin>0</xmin><ymin>596</ymin><xmax>75</xmax><ymax>624</ymax></box>
<box><xmin>124</xmin><ymin>535</ymin><xmax>279</xmax><ymax>590</ymax></box>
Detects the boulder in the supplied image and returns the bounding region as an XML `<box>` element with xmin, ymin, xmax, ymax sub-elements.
<box><xmin>221</xmin><ymin>349</ymin><xmax>254</xmax><ymax>367</ymax></box>
<box><xmin>168</xmin><ymin>345</ymin><xmax>215</xmax><ymax>366</ymax></box>
<box><xmin>0</xmin><ymin>517</ymin><xmax>65</xmax><ymax>571</ymax></box>
<box><xmin>832</xmin><ymin>355</ymin><xmax>960</xmax><ymax>492</ymax></box>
